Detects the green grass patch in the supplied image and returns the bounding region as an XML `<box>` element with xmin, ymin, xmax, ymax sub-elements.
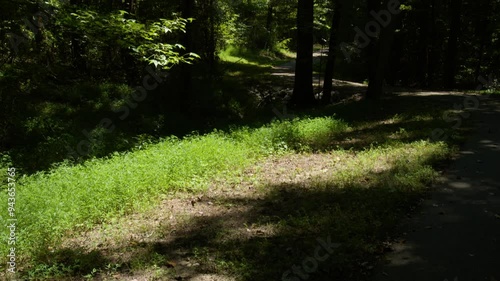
<box><xmin>0</xmin><ymin>91</ymin><xmax>469</xmax><ymax>279</ymax></box>
<box><xmin>0</xmin><ymin>116</ymin><xmax>351</xmax><ymax>271</ymax></box>
<box><xmin>231</xmin><ymin>116</ymin><xmax>350</xmax><ymax>153</ymax></box>
<box><xmin>482</xmin><ymin>90</ymin><xmax>500</xmax><ymax>95</ymax></box>
<box><xmin>2</xmin><ymin>133</ymin><xmax>253</xmax><ymax>262</ymax></box>
<box><xmin>219</xmin><ymin>45</ymin><xmax>294</xmax><ymax>67</ymax></box>
<box><xmin>145</xmin><ymin>140</ymin><xmax>453</xmax><ymax>281</ymax></box>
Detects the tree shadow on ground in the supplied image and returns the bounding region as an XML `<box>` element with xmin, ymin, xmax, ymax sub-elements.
<box><xmin>29</xmin><ymin>247</ymin><xmax>108</xmax><ymax>279</ymax></box>
<box><xmin>26</xmin><ymin>92</ymin><xmax>494</xmax><ymax>281</ymax></box>
<box><xmin>371</xmin><ymin>96</ymin><xmax>500</xmax><ymax>281</ymax></box>
<box><xmin>40</xmin><ymin>155</ymin><xmax>443</xmax><ymax>280</ymax></box>
<box><xmin>320</xmin><ymin>92</ymin><xmax>473</xmax><ymax>123</ymax></box>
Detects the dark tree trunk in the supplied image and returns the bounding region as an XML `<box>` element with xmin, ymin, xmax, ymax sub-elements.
<box><xmin>443</xmin><ymin>0</ymin><xmax>462</xmax><ymax>88</ymax></box>
<box><xmin>266</xmin><ymin>1</ymin><xmax>273</xmax><ymax>31</ymax></box>
<box><xmin>427</xmin><ymin>0</ymin><xmax>438</xmax><ymax>87</ymax></box>
<box><xmin>70</xmin><ymin>0</ymin><xmax>86</xmax><ymax>74</ymax></box>
<box><xmin>322</xmin><ymin>0</ymin><xmax>343</xmax><ymax>104</ymax></box>
<box><xmin>366</xmin><ymin>0</ymin><xmax>400</xmax><ymax>99</ymax></box>
<box><xmin>474</xmin><ymin>31</ymin><xmax>488</xmax><ymax>81</ymax></box>
<box><xmin>128</xmin><ymin>0</ymin><xmax>136</xmax><ymax>13</ymax></box>
<box><xmin>366</xmin><ymin>0</ymin><xmax>381</xmax><ymax>99</ymax></box>
<box><xmin>180</xmin><ymin>0</ymin><xmax>195</xmax><ymax>110</ymax></box>
<box><xmin>291</xmin><ymin>0</ymin><xmax>315</xmax><ymax>108</ymax></box>
<box><xmin>207</xmin><ymin>0</ymin><xmax>216</xmax><ymax>73</ymax></box>
<box><xmin>265</xmin><ymin>0</ymin><xmax>274</xmax><ymax>49</ymax></box>
<box><xmin>416</xmin><ymin>0</ymin><xmax>430</xmax><ymax>86</ymax></box>
<box><xmin>197</xmin><ymin>0</ymin><xmax>216</xmax><ymax>75</ymax></box>
<box><xmin>473</xmin><ymin>0</ymin><xmax>492</xmax><ymax>80</ymax></box>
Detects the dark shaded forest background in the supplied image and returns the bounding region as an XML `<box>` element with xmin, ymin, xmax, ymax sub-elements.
<box><xmin>1</xmin><ymin>0</ymin><xmax>499</xmax><ymax>173</ymax></box>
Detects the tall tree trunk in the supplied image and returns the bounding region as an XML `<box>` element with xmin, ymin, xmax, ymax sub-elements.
<box><xmin>474</xmin><ymin>30</ymin><xmax>488</xmax><ymax>81</ymax></box>
<box><xmin>180</xmin><ymin>0</ymin><xmax>195</xmax><ymax>110</ymax></box>
<box><xmin>70</xmin><ymin>0</ymin><xmax>86</xmax><ymax>74</ymax></box>
<box><xmin>291</xmin><ymin>0</ymin><xmax>315</xmax><ymax>108</ymax></box>
<box><xmin>427</xmin><ymin>0</ymin><xmax>438</xmax><ymax>87</ymax></box>
<box><xmin>128</xmin><ymin>0</ymin><xmax>136</xmax><ymax>14</ymax></box>
<box><xmin>265</xmin><ymin>0</ymin><xmax>274</xmax><ymax>49</ymax></box>
<box><xmin>366</xmin><ymin>0</ymin><xmax>381</xmax><ymax>99</ymax></box>
<box><xmin>206</xmin><ymin>0</ymin><xmax>216</xmax><ymax>75</ymax></box>
<box><xmin>443</xmin><ymin>0</ymin><xmax>462</xmax><ymax>88</ymax></box>
<box><xmin>416</xmin><ymin>0</ymin><xmax>430</xmax><ymax>86</ymax></box>
<box><xmin>366</xmin><ymin>0</ymin><xmax>400</xmax><ymax>99</ymax></box>
<box><xmin>198</xmin><ymin>0</ymin><xmax>216</xmax><ymax>75</ymax></box>
<box><xmin>266</xmin><ymin>0</ymin><xmax>273</xmax><ymax>31</ymax></box>
<box><xmin>474</xmin><ymin>0</ymin><xmax>491</xmax><ymax>80</ymax></box>
<box><xmin>322</xmin><ymin>0</ymin><xmax>343</xmax><ymax>104</ymax></box>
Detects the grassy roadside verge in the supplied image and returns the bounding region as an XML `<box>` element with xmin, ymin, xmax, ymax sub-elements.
<box><xmin>0</xmin><ymin>58</ymin><xmax>483</xmax><ymax>280</ymax></box>
<box><xmin>21</xmin><ymin>139</ymin><xmax>453</xmax><ymax>281</ymax></box>
<box><xmin>0</xmin><ymin>117</ymin><xmax>349</xmax><ymax>275</ymax></box>
<box><xmin>1</xmin><ymin>97</ymin><xmax>465</xmax><ymax>280</ymax></box>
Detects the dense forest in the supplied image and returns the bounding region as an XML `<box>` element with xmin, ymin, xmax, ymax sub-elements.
<box><xmin>1</xmin><ymin>0</ymin><xmax>500</xmax><ymax>280</ymax></box>
<box><xmin>1</xmin><ymin>0</ymin><xmax>499</xmax><ymax>172</ymax></box>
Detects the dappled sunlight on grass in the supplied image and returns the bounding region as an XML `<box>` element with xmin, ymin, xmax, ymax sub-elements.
<box><xmin>0</xmin><ymin>91</ymin><xmax>470</xmax><ymax>279</ymax></box>
<box><xmin>0</xmin><ymin>116</ymin><xmax>351</xmax><ymax>271</ymax></box>
<box><xmin>219</xmin><ymin>46</ymin><xmax>294</xmax><ymax>68</ymax></box>
<box><xmin>44</xmin><ymin>139</ymin><xmax>452</xmax><ymax>280</ymax></box>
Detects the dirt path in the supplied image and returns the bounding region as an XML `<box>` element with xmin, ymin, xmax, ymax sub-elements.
<box><xmin>373</xmin><ymin>96</ymin><xmax>500</xmax><ymax>281</ymax></box>
<box><xmin>271</xmin><ymin>50</ymin><xmax>327</xmax><ymax>74</ymax></box>
<box><xmin>269</xmin><ymin>50</ymin><xmax>368</xmax><ymax>101</ymax></box>
<box><xmin>45</xmin><ymin>74</ymin><xmax>499</xmax><ymax>280</ymax></box>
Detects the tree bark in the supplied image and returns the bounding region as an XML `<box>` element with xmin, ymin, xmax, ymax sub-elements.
<box><xmin>291</xmin><ymin>0</ymin><xmax>315</xmax><ymax>108</ymax></box>
<box><xmin>322</xmin><ymin>0</ymin><xmax>343</xmax><ymax>104</ymax></box>
<box><xmin>366</xmin><ymin>0</ymin><xmax>382</xmax><ymax>99</ymax></box>
<box><xmin>427</xmin><ymin>0</ymin><xmax>438</xmax><ymax>87</ymax></box>
<box><xmin>443</xmin><ymin>0</ymin><xmax>462</xmax><ymax>88</ymax></box>
<box><xmin>265</xmin><ymin>0</ymin><xmax>274</xmax><ymax>50</ymax></box>
<box><xmin>366</xmin><ymin>0</ymin><xmax>400</xmax><ymax>99</ymax></box>
<box><xmin>70</xmin><ymin>0</ymin><xmax>86</xmax><ymax>74</ymax></box>
<box><xmin>473</xmin><ymin>0</ymin><xmax>492</xmax><ymax>80</ymax></box>
<box><xmin>128</xmin><ymin>0</ymin><xmax>136</xmax><ymax>14</ymax></box>
<box><xmin>416</xmin><ymin>0</ymin><xmax>430</xmax><ymax>86</ymax></box>
<box><xmin>180</xmin><ymin>0</ymin><xmax>195</xmax><ymax>110</ymax></box>
<box><xmin>205</xmin><ymin>0</ymin><xmax>216</xmax><ymax>75</ymax></box>
<box><xmin>266</xmin><ymin>0</ymin><xmax>273</xmax><ymax>31</ymax></box>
